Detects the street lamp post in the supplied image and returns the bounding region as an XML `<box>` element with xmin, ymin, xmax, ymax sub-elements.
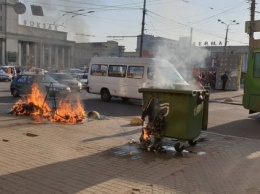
<box><xmin>218</xmin><ymin>19</ymin><xmax>239</xmax><ymax>54</ymax></box>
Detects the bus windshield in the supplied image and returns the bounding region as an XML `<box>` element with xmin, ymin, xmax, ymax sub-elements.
<box><xmin>147</xmin><ymin>60</ymin><xmax>186</xmax><ymax>84</ymax></box>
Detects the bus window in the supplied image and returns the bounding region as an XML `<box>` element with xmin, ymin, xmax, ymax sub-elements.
<box><xmin>127</xmin><ymin>66</ymin><xmax>144</xmax><ymax>79</ymax></box>
<box><xmin>108</xmin><ymin>65</ymin><xmax>126</xmax><ymax>77</ymax></box>
<box><xmin>90</xmin><ymin>64</ymin><xmax>108</xmax><ymax>76</ymax></box>
<box><xmin>253</xmin><ymin>53</ymin><xmax>260</xmax><ymax>77</ymax></box>
<box><xmin>147</xmin><ymin>67</ymin><xmax>155</xmax><ymax>80</ymax></box>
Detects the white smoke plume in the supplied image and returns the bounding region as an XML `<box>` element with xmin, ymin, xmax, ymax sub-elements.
<box><xmin>147</xmin><ymin>37</ymin><xmax>210</xmax><ymax>90</ymax></box>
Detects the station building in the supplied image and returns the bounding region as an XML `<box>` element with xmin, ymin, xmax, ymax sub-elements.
<box><xmin>0</xmin><ymin>0</ymin><xmax>250</xmax><ymax>81</ymax></box>
<box><xmin>0</xmin><ymin>0</ymin><xmax>75</xmax><ymax>70</ymax></box>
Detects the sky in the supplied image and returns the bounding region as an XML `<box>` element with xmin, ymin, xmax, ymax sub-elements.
<box><xmin>18</xmin><ymin>0</ymin><xmax>258</xmax><ymax>51</ymax></box>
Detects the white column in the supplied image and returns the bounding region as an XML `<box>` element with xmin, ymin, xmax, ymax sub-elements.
<box><xmin>61</xmin><ymin>47</ymin><xmax>65</xmax><ymax>69</ymax></box>
<box><xmin>40</xmin><ymin>44</ymin><xmax>44</xmax><ymax>69</ymax></box>
<box><xmin>68</xmin><ymin>48</ymin><xmax>71</xmax><ymax>68</ymax></box>
<box><xmin>48</xmin><ymin>45</ymin><xmax>51</xmax><ymax>70</ymax></box>
<box><xmin>34</xmin><ymin>44</ymin><xmax>37</xmax><ymax>67</ymax></box>
<box><xmin>71</xmin><ymin>45</ymin><xmax>74</xmax><ymax>67</ymax></box>
<box><xmin>2</xmin><ymin>41</ymin><xmax>5</xmax><ymax>65</ymax></box>
<box><xmin>26</xmin><ymin>43</ymin><xmax>30</xmax><ymax>67</ymax></box>
<box><xmin>18</xmin><ymin>42</ymin><xmax>22</xmax><ymax>66</ymax></box>
<box><xmin>55</xmin><ymin>46</ymin><xmax>58</xmax><ymax>69</ymax></box>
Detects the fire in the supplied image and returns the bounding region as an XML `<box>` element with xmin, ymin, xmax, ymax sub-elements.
<box><xmin>10</xmin><ymin>83</ymin><xmax>86</xmax><ymax>124</ymax></box>
<box><xmin>51</xmin><ymin>98</ymin><xmax>86</xmax><ymax>123</ymax></box>
<box><xmin>142</xmin><ymin>127</ymin><xmax>149</xmax><ymax>141</ymax></box>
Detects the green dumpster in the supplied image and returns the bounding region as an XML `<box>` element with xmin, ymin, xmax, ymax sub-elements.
<box><xmin>139</xmin><ymin>87</ymin><xmax>209</xmax><ymax>152</ymax></box>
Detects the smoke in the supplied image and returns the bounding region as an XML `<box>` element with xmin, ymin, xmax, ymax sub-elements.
<box><xmin>146</xmin><ymin>37</ymin><xmax>210</xmax><ymax>90</ymax></box>
<box><xmin>19</xmin><ymin>0</ymin><xmax>99</xmax><ymax>43</ymax></box>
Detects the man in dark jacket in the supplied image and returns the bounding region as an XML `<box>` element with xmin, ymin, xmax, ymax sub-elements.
<box><xmin>221</xmin><ymin>72</ymin><xmax>228</xmax><ymax>90</ymax></box>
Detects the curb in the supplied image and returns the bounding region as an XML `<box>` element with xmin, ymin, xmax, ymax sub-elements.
<box><xmin>209</xmin><ymin>99</ymin><xmax>242</xmax><ymax>106</ymax></box>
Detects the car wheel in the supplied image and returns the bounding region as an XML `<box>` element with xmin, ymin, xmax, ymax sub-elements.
<box><xmin>101</xmin><ymin>89</ymin><xmax>111</xmax><ymax>102</ymax></box>
<box><xmin>12</xmin><ymin>89</ymin><xmax>20</xmax><ymax>97</ymax></box>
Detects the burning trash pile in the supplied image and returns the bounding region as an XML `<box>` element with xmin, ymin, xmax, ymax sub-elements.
<box><xmin>139</xmin><ymin>97</ymin><xmax>166</xmax><ymax>152</ymax></box>
<box><xmin>10</xmin><ymin>83</ymin><xmax>86</xmax><ymax>123</ymax></box>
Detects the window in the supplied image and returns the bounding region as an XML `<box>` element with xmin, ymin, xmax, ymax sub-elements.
<box><xmin>127</xmin><ymin>66</ymin><xmax>144</xmax><ymax>79</ymax></box>
<box><xmin>90</xmin><ymin>64</ymin><xmax>108</xmax><ymax>76</ymax></box>
<box><xmin>108</xmin><ymin>65</ymin><xmax>126</xmax><ymax>77</ymax></box>
<box><xmin>147</xmin><ymin>65</ymin><xmax>184</xmax><ymax>83</ymax></box>
<box><xmin>253</xmin><ymin>53</ymin><xmax>260</xmax><ymax>78</ymax></box>
<box><xmin>147</xmin><ymin>67</ymin><xmax>155</xmax><ymax>80</ymax></box>
<box><xmin>17</xmin><ymin>75</ymin><xmax>28</xmax><ymax>83</ymax></box>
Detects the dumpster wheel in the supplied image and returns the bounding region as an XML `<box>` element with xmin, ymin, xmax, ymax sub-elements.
<box><xmin>174</xmin><ymin>142</ymin><xmax>184</xmax><ymax>153</ymax></box>
<box><xmin>188</xmin><ymin>139</ymin><xmax>198</xmax><ymax>147</ymax></box>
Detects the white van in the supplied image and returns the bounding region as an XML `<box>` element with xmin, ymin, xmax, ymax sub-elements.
<box><xmin>87</xmin><ymin>57</ymin><xmax>189</xmax><ymax>102</ymax></box>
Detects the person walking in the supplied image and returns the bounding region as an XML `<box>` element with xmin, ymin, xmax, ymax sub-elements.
<box><xmin>221</xmin><ymin>72</ymin><xmax>228</xmax><ymax>90</ymax></box>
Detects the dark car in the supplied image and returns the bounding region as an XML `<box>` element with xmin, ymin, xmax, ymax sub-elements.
<box><xmin>47</xmin><ymin>72</ymin><xmax>82</xmax><ymax>91</ymax></box>
<box><xmin>10</xmin><ymin>74</ymin><xmax>71</xmax><ymax>97</ymax></box>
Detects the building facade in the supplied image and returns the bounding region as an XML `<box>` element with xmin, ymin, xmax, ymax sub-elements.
<box><xmin>74</xmin><ymin>41</ymin><xmax>125</xmax><ymax>68</ymax></box>
<box><xmin>0</xmin><ymin>0</ymin><xmax>75</xmax><ymax>70</ymax></box>
<box><xmin>205</xmin><ymin>45</ymin><xmax>249</xmax><ymax>73</ymax></box>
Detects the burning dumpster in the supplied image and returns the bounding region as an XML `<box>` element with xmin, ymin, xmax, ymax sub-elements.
<box><xmin>139</xmin><ymin>87</ymin><xmax>209</xmax><ymax>153</ymax></box>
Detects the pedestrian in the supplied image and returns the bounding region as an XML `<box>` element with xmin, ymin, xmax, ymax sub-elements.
<box><xmin>221</xmin><ymin>72</ymin><xmax>228</xmax><ymax>90</ymax></box>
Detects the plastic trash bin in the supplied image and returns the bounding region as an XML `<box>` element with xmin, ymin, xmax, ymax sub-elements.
<box><xmin>139</xmin><ymin>87</ymin><xmax>209</xmax><ymax>152</ymax></box>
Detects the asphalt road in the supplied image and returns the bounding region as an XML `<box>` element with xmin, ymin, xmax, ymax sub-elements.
<box><xmin>1</xmin><ymin>81</ymin><xmax>260</xmax><ymax>140</ymax></box>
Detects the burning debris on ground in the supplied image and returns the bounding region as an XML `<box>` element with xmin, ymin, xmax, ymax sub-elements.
<box><xmin>9</xmin><ymin>83</ymin><xmax>86</xmax><ymax>124</ymax></box>
<box><xmin>87</xmin><ymin>110</ymin><xmax>100</xmax><ymax>120</ymax></box>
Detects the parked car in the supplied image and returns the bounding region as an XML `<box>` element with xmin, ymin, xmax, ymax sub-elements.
<box><xmin>47</xmin><ymin>72</ymin><xmax>82</xmax><ymax>91</ymax></box>
<box><xmin>62</xmin><ymin>68</ymin><xmax>84</xmax><ymax>79</ymax></box>
<box><xmin>0</xmin><ymin>66</ymin><xmax>16</xmax><ymax>80</ymax></box>
<box><xmin>10</xmin><ymin>74</ymin><xmax>71</xmax><ymax>97</ymax></box>
<box><xmin>0</xmin><ymin>69</ymin><xmax>10</xmax><ymax>81</ymax></box>
<box><xmin>80</xmin><ymin>74</ymin><xmax>88</xmax><ymax>89</ymax></box>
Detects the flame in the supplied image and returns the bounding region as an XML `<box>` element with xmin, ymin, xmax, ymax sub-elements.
<box><xmin>143</xmin><ymin>127</ymin><xmax>149</xmax><ymax>141</ymax></box>
<box><xmin>51</xmin><ymin>98</ymin><xmax>86</xmax><ymax>123</ymax></box>
<box><xmin>10</xmin><ymin>83</ymin><xmax>86</xmax><ymax>124</ymax></box>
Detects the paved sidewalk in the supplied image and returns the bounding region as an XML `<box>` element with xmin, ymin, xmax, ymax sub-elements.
<box><xmin>0</xmin><ymin>113</ymin><xmax>259</xmax><ymax>194</ymax></box>
<box><xmin>209</xmin><ymin>88</ymin><xmax>243</xmax><ymax>105</ymax></box>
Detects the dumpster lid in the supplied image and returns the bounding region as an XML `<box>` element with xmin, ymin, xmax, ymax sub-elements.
<box><xmin>138</xmin><ymin>87</ymin><xmax>207</xmax><ymax>95</ymax></box>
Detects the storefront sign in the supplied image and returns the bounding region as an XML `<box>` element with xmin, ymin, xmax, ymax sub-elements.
<box><xmin>193</xmin><ymin>41</ymin><xmax>223</xmax><ymax>46</ymax></box>
<box><xmin>23</xmin><ymin>20</ymin><xmax>58</xmax><ymax>31</ymax></box>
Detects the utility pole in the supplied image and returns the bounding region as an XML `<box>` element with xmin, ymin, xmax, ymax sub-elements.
<box><xmin>139</xmin><ymin>0</ymin><xmax>146</xmax><ymax>57</ymax></box>
<box><xmin>249</xmin><ymin>0</ymin><xmax>255</xmax><ymax>49</ymax></box>
<box><xmin>218</xmin><ymin>19</ymin><xmax>239</xmax><ymax>54</ymax></box>
<box><xmin>190</xmin><ymin>28</ymin><xmax>193</xmax><ymax>46</ymax></box>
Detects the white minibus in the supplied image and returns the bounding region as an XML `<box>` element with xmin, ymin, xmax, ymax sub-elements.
<box><xmin>87</xmin><ymin>57</ymin><xmax>189</xmax><ymax>102</ymax></box>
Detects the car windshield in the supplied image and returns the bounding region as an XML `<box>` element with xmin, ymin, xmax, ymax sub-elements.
<box><xmin>43</xmin><ymin>75</ymin><xmax>58</xmax><ymax>83</ymax></box>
